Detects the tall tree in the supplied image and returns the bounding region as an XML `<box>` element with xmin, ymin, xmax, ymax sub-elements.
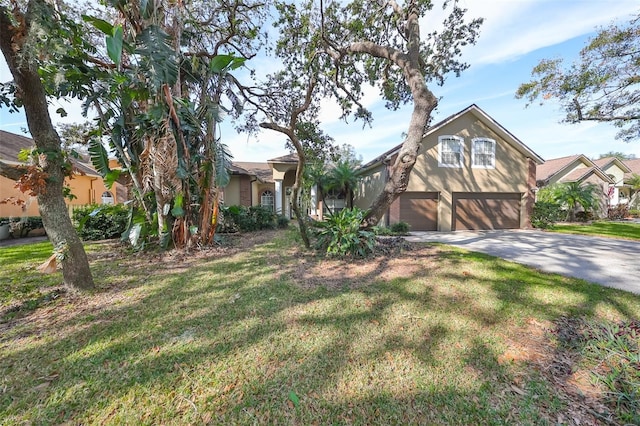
<box><xmin>597</xmin><ymin>151</ymin><xmax>636</xmax><ymax>161</ymax></box>
<box><xmin>274</xmin><ymin>0</ymin><xmax>482</xmax><ymax>227</ymax></box>
<box><xmin>0</xmin><ymin>0</ymin><xmax>94</xmax><ymax>290</ymax></box>
<box><xmin>517</xmin><ymin>13</ymin><xmax>640</xmax><ymax>142</ymax></box>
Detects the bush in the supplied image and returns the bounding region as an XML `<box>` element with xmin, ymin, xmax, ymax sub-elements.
<box><xmin>219</xmin><ymin>205</ymin><xmax>277</xmax><ymax>233</ymax></box>
<box><xmin>389</xmin><ymin>221</ymin><xmax>410</xmax><ymax>234</ymax></box>
<box><xmin>575</xmin><ymin>210</ymin><xmax>594</xmax><ymax>222</ymax></box>
<box><xmin>628</xmin><ymin>209</ymin><xmax>640</xmax><ymax>218</ymax></box>
<box><xmin>276</xmin><ymin>215</ymin><xmax>290</xmax><ymax>229</ymax></box>
<box><xmin>313</xmin><ymin>208</ymin><xmax>375</xmax><ymax>257</ymax></box>
<box><xmin>608</xmin><ymin>204</ymin><xmax>629</xmax><ymax>220</ymax></box>
<box><xmin>73</xmin><ymin>204</ymin><xmax>129</xmax><ymax>240</ymax></box>
<box><xmin>531</xmin><ymin>202</ymin><xmax>564</xmax><ymax>229</ymax></box>
<box><xmin>0</xmin><ymin>217</ymin><xmax>44</xmax><ymax>237</ymax></box>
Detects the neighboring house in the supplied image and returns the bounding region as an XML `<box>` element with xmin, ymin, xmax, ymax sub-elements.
<box><xmin>593</xmin><ymin>157</ymin><xmax>631</xmax><ymax>206</ymax></box>
<box><xmin>620</xmin><ymin>158</ymin><xmax>640</xmax><ymax>207</ymax></box>
<box><xmin>0</xmin><ymin>130</ymin><xmax>128</xmax><ymax>218</ymax></box>
<box><xmin>536</xmin><ymin>154</ymin><xmax>614</xmax><ymax>216</ymax></box>
<box><xmin>355</xmin><ymin>104</ymin><xmax>544</xmax><ymax>231</ymax></box>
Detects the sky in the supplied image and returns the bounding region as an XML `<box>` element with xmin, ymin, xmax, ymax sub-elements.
<box><xmin>1</xmin><ymin>0</ymin><xmax>639</xmax><ymax>165</ymax></box>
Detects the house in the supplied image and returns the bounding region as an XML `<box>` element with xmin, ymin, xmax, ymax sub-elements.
<box><xmin>0</xmin><ymin>130</ymin><xmax>128</xmax><ymax>218</ymax></box>
<box><xmin>536</xmin><ymin>154</ymin><xmax>614</xmax><ymax>216</ymax></box>
<box><xmin>593</xmin><ymin>157</ymin><xmax>632</xmax><ymax>206</ymax></box>
<box><xmin>223</xmin><ymin>154</ymin><xmax>320</xmax><ymax>218</ymax></box>
<box><xmin>355</xmin><ymin>104</ymin><xmax>544</xmax><ymax>231</ymax></box>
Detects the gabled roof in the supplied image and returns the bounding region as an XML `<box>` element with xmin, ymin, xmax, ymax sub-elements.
<box><xmin>0</xmin><ymin>130</ymin><xmax>100</xmax><ymax>177</ymax></box>
<box><xmin>231</xmin><ymin>161</ymin><xmax>273</xmax><ymax>183</ymax></box>
<box><xmin>536</xmin><ymin>154</ymin><xmax>613</xmax><ymax>185</ymax></box>
<box><xmin>268</xmin><ymin>153</ymin><xmax>299</xmax><ymax>164</ymax></box>
<box><xmin>593</xmin><ymin>157</ymin><xmax>631</xmax><ymax>174</ymax></box>
<box><xmin>359</xmin><ymin>104</ymin><xmax>544</xmax><ymax>171</ymax></box>
<box><xmin>623</xmin><ymin>158</ymin><xmax>640</xmax><ymax>180</ymax></box>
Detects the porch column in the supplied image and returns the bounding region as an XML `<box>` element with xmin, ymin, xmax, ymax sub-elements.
<box><xmin>274</xmin><ymin>179</ymin><xmax>283</xmax><ymax>214</ymax></box>
<box><xmin>310</xmin><ymin>184</ymin><xmax>318</xmax><ymax>217</ymax></box>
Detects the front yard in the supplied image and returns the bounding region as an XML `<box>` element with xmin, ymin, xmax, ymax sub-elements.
<box><xmin>549</xmin><ymin>220</ymin><xmax>640</xmax><ymax>241</ymax></box>
<box><xmin>1</xmin><ymin>229</ymin><xmax>639</xmax><ymax>424</ymax></box>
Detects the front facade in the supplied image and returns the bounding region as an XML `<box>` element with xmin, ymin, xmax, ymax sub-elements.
<box><xmin>0</xmin><ymin>130</ymin><xmax>127</xmax><ymax>218</ymax></box>
<box><xmin>356</xmin><ymin>104</ymin><xmax>544</xmax><ymax>231</ymax></box>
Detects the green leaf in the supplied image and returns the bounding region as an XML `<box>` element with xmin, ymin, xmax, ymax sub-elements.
<box><xmin>106</xmin><ymin>26</ymin><xmax>124</xmax><ymax>67</ymax></box>
<box><xmin>88</xmin><ymin>138</ymin><xmax>120</xmax><ymax>188</ymax></box>
<box><xmin>82</xmin><ymin>15</ymin><xmax>114</xmax><ymax>35</ymax></box>
<box><xmin>56</xmin><ymin>107</ymin><xmax>68</xmax><ymax>117</ymax></box>
<box><xmin>288</xmin><ymin>391</ymin><xmax>300</xmax><ymax>407</ymax></box>
<box><xmin>210</xmin><ymin>55</ymin><xmax>236</xmax><ymax>73</ymax></box>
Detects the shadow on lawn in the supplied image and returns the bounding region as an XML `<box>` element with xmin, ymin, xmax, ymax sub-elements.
<box><xmin>1</xmin><ymin>231</ymin><xmax>638</xmax><ymax>424</ymax></box>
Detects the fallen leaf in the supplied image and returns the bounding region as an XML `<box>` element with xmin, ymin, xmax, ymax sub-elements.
<box><xmin>511</xmin><ymin>385</ymin><xmax>526</xmax><ymax>395</ymax></box>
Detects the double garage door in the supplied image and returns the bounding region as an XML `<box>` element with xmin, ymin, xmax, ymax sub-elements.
<box><xmin>397</xmin><ymin>192</ymin><xmax>521</xmax><ymax>231</ymax></box>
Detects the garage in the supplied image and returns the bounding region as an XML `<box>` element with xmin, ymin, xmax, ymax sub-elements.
<box><xmin>393</xmin><ymin>192</ymin><xmax>438</xmax><ymax>231</ymax></box>
<box><xmin>453</xmin><ymin>192</ymin><xmax>521</xmax><ymax>231</ymax></box>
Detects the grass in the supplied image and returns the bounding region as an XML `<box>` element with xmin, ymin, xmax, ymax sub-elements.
<box><xmin>549</xmin><ymin>220</ymin><xmax>640</xmax><ymax>240</ymax></box>
<box><xmin>1</xmin><ymin>229</ymin><xmax>639</xmax><ymax>424</ymax></box>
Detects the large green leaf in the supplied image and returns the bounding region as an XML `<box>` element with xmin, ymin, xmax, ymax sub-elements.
<box><xmin>214</xmin><ymin>142</ymin><xmax>233</xmax><ymax>187</ymax></box>
<box><xmin>136</xmin><ymin>25</ymin><xmax>179</xmax><ymax>88</ymax></box>
<box><xmin>82</xmin><ymin>15</ymin><xmax>114</xmax><ymax>35</ymax></box>
<box><xmin>88</xmin><ymin>139</ymin><xmax>120</xmax><ymax>189</ymax></box>
<box><xmin>106</xmin><ymin>26</ymin><xmax>124</xmax><ymax>67</ymax></box>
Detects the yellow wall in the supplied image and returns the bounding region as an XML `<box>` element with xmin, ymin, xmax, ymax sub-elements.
<box><xmin>1</xmin><ymin>172</ymin><xmax>123</xmax><ymax>219</ymax></box>
<box><xmin>223</xmin><ymin>176</ymin><xmax>242</xmax><ymax>206</ymax></box>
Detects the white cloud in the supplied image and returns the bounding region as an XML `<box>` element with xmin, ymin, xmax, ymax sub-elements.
<box><xmin>457</xmin><ymin>0</ymin><xmax>639</xmax><ymax>65</ymax></box>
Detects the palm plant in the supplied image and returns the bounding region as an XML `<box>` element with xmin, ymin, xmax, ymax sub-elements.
<box><xmin>327</xmin><ymin>160</ymin><xmax>360</xmax><ymax>209</ymax></box>
<box><xmin>551</xmin><ymin>182</ymin><xmax>600</xmax><ymax>221</ymax></box>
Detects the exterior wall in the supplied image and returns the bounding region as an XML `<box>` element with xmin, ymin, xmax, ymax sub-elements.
<box><xmin>582</xmin><ymin>173</ymin><xmax>609</xmax><ymax>217</ymax></box>
<box><xmin>408</xmin><ymin>113</ymin><xmax>531</xmax><ymax>231</ymax></box>
<box><xmin>354</xmin><ymin>163</ymin><xmax>386</xmax><ymax>213</ymax></box>
<box><xmin>600</xmin><ymin>163</ymin><xmax>626</xmax><ymax>206</ymax></box>
<box><xmin>223</xmin><ymin>176</ymin><xmax>242</xmax><ymax>206</ymax></box>
<box><xmin>1</xmin><ymin>173</ymin><xmax>120</xmax><ymax>218</ymax></box>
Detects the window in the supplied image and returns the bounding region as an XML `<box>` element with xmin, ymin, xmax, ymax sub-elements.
<box><xmin>101</xmin><ymin>191</ymin><xmax>114</xmax><ymax>205</ymax></box>
<box><xmin>472</xmin><ymin>138</ymin><xmax>496</xmax><ymax>168</ymax></box>
<box><xmin>438</xmin><ymin>136</ymin><xmax>464</xmax><ymax>168</ymax></box>
<box><xmin>261</xmin><ymin>190</ymin><xmax>274</xmax><ymax>211</ymax></box>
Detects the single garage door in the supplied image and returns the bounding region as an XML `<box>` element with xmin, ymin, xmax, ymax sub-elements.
<box><xmin>453</xmin><ymin>192</ymin><xmax>521</xmax><ymax>231</ymax></box>
<box><xmin>399</xmin><ymin>192</ymin><xmax>438</xmax><ymax>231</ymax></box>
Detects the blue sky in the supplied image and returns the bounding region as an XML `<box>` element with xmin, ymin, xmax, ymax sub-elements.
<box><xmin>1</xmin><ymin>1</ymin><xmax>639</xmax><ymax>164</ymax></box>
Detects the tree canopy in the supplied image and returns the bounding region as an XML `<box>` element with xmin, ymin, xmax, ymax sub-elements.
<box><xmin>517</xmin><ymin>13</ymin><xmax>640</xmax><ymax>142</ymax></box>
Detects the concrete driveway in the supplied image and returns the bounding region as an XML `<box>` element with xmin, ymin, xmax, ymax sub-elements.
<box><xmin>405</xmin><ymin>230</ymin><xmax>640</xmax><ymax>295</ymax></box>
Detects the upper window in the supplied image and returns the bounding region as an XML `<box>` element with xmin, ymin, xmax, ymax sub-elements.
<box><xmin>471</xmin><ymin>138</ymin><xmax>496</xmax><ymax>169</ymax></box>
<box><xmin>438</xmin><ymin>135</ymin><xmax>464</xmax><ymax>168</ymax></box>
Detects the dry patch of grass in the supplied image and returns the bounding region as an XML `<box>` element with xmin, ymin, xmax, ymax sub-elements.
<box><xmin>1</xmin><ymin>229</ymin><xmax>639</xmax><ymax>425</ymax></box>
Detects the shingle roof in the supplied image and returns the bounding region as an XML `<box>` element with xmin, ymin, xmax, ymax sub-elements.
<box><xmin>535</xmin><ymin>154</ymin><xmax>582</xmax><ymax>183</ymax></box>
<box><xmin>623</xmin><ymin>158</ymin><xmax>640</xmax><ymax>179</ymax></box>
<box><xmin>0</xmin><ymin>129</ymin><xmax>100</xmax><ymax>177</ymax></box>
<box><xmin>267</xmin><ymin>153</ymin><xmax>299</xmax><ymax>163</ymax></box>
<box><xmin>231</xmin><ymin>161</ymin><xmax>273</xmax><ymax>183</ymax></box>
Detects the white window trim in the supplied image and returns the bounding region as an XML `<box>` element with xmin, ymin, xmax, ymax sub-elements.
<box><xmin>471</xmin><ymin>137</ymin><xmax>496</xmax><ymax>169</ymax></box>
<box><xmin>438</xmin><ymin>135</ymin><xmax>464</xmax><ymax>168</ymax></box>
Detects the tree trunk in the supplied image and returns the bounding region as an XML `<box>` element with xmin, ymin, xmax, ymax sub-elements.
<box><xmin>1</xmin><ymin>1</ymin><xmax>94</xmax><ymax>290</ymax></box>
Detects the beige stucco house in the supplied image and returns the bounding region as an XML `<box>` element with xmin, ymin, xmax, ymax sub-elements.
<box><xmin>355</xmin><ymin>104</ymin><xmax>544</xmax><ymax>231</ymax></box>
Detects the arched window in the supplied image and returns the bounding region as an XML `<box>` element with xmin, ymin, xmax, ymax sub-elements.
<box><xmin>101</xmin><ymin>191</ymin><xmax>115</xmax><ymax>205</ymax></box>
<box><xmin>261</xmin><ymin>190</ymin><xmax>274</xmax><ymax>211</ymax></box>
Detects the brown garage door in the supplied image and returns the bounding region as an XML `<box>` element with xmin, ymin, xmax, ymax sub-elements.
<box><xmin>398</xmin><ymin>192</ymin><xmax>438</xmax><ymax>231</ymax></box>
<box><xmin>453</xmin><ymin>192</ymin><xmax>521</xmax><ymax>231</ymax></box>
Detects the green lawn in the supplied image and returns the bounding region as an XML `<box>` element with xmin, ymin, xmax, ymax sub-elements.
<box><xmin>1</xmin><ymin>230</ymin><xmax>639</xmax><ymax>424</ymax></box>
<box><xmin>549</xmin><ymin>220</ymin><xmax>640</xmax><ymax>240</ymax></box>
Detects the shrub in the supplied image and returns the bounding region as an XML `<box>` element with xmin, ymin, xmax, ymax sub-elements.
<box><xmin>628</xmin><ymin>209</ymin><xmax>640</xmax><ymax>218</ymax></box>
<box><xmin>0</xmin><ymin>217</ymin><xmax>44</xmax><ymax>238</ymax></box>
<box><xmin>575</xmin><ymin>210</ymin><xmax>594</xmax><ymax>222</ymax></box>
<box><xmin>219</xmin><ymin>205</ymin><xmax>277</xmax><ymax>233</ymax></box>
<box><xmin>389</xmin><ymin>221</ymin><xmax>410</xmax><ymax>234</ymax></box>
<box><xmin>531</xmin><ymin>201</ymin><xmax>564</xmax><ymax>229</ymax></box>
<box><xmin>276</xmin><ymin>215</ymin><xmax>290</xmax><ymax>229</ymax></box>
<box><xmin>608</xmin><ymin>204</ymin><xmax>629</xmax><ymax>220</ymax></box>
<box><xmin>313</xmin><ymin>207</ymin><xmax>375</xmax><ymax>257</ymax></box>
<box><xmin>73</xmin><ymin>204</ymin><xmax>129</xmax><ymax>240</ymax></box>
